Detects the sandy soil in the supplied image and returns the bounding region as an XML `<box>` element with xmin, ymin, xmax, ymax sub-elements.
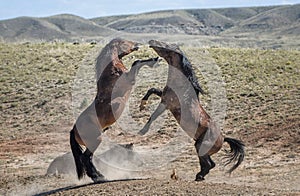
<box><xmin>0</xmin><ymin>125</ymin><xmax>299</xmax><ymax>196</ymax></box>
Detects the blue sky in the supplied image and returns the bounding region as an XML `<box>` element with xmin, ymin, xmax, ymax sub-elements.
<box><xmin>0</xmin><ymin>0</ymin><xmax>299</xmax><ymax>20</ymax></box>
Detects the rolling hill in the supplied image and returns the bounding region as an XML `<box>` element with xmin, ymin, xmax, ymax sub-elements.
<box><xmin>0</xmin><ymin>4</ymin><xmax>299</xmax><ymax>48</ymax></box>
<box><xmin>0</xmin><ymin>14</ymin><xmax>117</xmax><ymax>42</ymax></box>
<box><xmin>0</xmin><ymin>16</ymin><xmax>69</xmax><ymax>42</ymax></box>
<box><xmin>225</xmin><ymin>5</ymin><xmax>300</xmax><ymax>35</ymax></box>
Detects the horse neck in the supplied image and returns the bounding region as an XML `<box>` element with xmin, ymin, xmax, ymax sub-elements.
<box><xmin>166</xmin><ymin>57</ymin><xmax>184</xmax><ymax>84</ymax></box>
<box><xmin>96</xmin><ymin>46</ymin><xmax>127</xmax><ymax>81</ymax></box>
<box><xmin>111</xmin><ymin>47</ymin><xmax>127</xmax><ymax>72</ymax></box>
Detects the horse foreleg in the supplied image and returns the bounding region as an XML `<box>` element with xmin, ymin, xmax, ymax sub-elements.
<box><xmin>139</xmin><ymin>103</ymin><xmax>166</xmax><ymax>135</ymax></box>
<box><xmin>140</xmin><ymin>88</ymin><xmax>162</xmax><ymax>111</ymax></box>
<box><xmin>127</xmin><ymin>57</ymin><xmax>159</xmax><ymax>84</ymax></box>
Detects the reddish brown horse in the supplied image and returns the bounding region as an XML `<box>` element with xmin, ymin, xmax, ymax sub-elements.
<box><xmin>70</xmin><ymin>38</ymin><xmax>159</xmax><ymax>182</ymax></box>
<box><xmin>139</xmin><ymin>40</ymin><xmax>245</xmax><ymax>181</ymax></box>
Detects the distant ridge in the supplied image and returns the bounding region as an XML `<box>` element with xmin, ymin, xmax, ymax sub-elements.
<box><xmin>0</xmin><ymin>14</ymin><xmax>117</xmax><ymax>42</ymax></box>
<box><xmin>44</xmin><ymin>14</ymin><xmax>116</xmax><ymax>37</ymax></box>
<box><xmin>0</xmin><ymin>4</ymin><xmax>299</xmax><ymax>48</ymax></box>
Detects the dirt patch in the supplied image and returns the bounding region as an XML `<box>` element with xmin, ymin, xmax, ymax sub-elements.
<box><xmin>39</xmin><ymin>179</ymin><xmax>298</xmax><ymax>196</ymax></box>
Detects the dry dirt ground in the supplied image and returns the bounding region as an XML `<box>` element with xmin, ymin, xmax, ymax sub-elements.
<box><xmin>0</xmin><ymin>43</ymin><xmax>299</xmax><ymax>195</ymax></box>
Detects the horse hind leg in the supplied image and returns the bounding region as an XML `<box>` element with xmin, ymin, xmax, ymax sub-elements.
<box><xmin>195</xmin><ymin>155</ymin><xmax>215</xmax><ymax>181</ymax></box>
<box><xmin>81</xmin><ymin>148</ymin><xmax>106</xmax><ymax>183</ymax></box>
<box><xmin>194</xmin><ymin>136</ymin><xmax>217</xmax><ymax>181</ymax></box>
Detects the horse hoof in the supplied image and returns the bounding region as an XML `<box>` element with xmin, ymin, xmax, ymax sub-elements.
<box><xmin>139</xmin><ymin>100</ymin><xmax>147</xmax><ymax>111</ymax></box>
<box><xmin>138</xmin><ymin>129</ymin><xmax>147</xmax><ymax>135</ymax></box>
<box><xmin>92</xmin><ymin>176</ymin><xmax>107</xmax><ymax>183</ymax></box>
<box><xmin>92</xmin><ymin>172</ymin><xmax>107</xmax><ymax>183</ymax></box>
<box><xmin>138</xmin><ymin>131</ymin><xmax>144</xmax><ymax>136</ymax></box>
<box><xmin>195</xmin><ymin>174</ymin><xmax>205</xmax><ymax>181</ymax></box>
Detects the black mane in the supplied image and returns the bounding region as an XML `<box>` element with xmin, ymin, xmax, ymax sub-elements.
<box><xmin>181</xmin><ymin>55</ymin><xmax>205</xmax><ymax>96</ymax></box>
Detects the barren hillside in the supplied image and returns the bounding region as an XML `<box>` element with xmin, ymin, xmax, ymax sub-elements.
<box><xmin>0</xmin><ymin>4</ymin><xmax>299</xmax><ymax>49</ymax></box>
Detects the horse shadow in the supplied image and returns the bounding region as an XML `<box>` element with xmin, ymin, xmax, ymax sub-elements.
<box><xmin>34</xmin><ymin>178</ymin><xmax>147</xmax><ymax>196</ymax></box>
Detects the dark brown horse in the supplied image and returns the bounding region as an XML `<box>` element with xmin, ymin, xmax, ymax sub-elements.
<box><xmin>70</xmin><ymin>38</ymin><xmax>159</xmax><ymax>182</ymax></box>
<box><xmin>139</xmin><ymin>40</ymin><xmax>244</xmax><ymax>181</ymax></box>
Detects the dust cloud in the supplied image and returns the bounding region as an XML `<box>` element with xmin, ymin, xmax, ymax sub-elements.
<box><xmin>47</xmin><ymin>141</ymin><xmax>144</xmax><ymax>181</ymax></box>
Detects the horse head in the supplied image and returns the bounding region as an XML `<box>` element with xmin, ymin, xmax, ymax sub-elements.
<box><xmin>148</xmin><ymin>40</ymin><xmax>205</xmax><ymax>95</ymax></box>
<box><xmin>96</xmin><ymin>38</ymin><xmax>140</xmax><ymax>81</ymax></box>
<box><xmin>110</xmin><ymin>38</ymin><xmax>139</xmax><ymax>59</ymax></box>
<box><xmin>148</xmin><ymin>40</ymin><xmax>184</xmax><ymax>60</ymax></box>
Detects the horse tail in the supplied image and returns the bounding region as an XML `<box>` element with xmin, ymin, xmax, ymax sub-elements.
<box><xmin>223</xmin><ymin>137</ymin><xmax>245</xmax><ymax>173</ymax></box>
<box><xmin>70</xmin><ymin>127</ymin><xmax>85</xmax><ymax>179</ymax></box>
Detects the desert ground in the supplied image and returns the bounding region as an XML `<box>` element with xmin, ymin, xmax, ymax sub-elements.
<box><xmin>0</xmin><ymin>42</ymin><xmax>299</xmax><ymax>195</ymax></box>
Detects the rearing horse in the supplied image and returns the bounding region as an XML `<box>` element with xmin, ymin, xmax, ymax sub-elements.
<box><xmin>70</xmin><ymin>38</ymin><xmax>159</xmax><ymax>182</ymax></box>
<box><xmin>139</xmin><ymin>40</ymin><xmax>245</xmax><ymax>181</ymax></box>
